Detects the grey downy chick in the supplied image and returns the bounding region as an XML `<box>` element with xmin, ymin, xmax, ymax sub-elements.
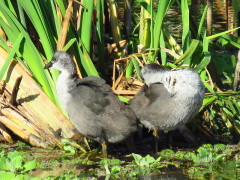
<box><xmin>130</xmin><ymin>64</ymin><xmax>205</xmax><ymax>151</ymax></box>
<box><xmin>44</xmin><ymin>51</ymin><xmax>137</xmax><ymax>156</ymax></box>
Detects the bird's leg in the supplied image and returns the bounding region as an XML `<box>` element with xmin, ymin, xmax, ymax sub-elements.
<box><xmin>101</xmin><ymin>142</ymin><xmax>108</xmax><ymax>157</ymax></box>
<box><xmin>137</xmin><ymin>124</ymin><xmax>144</xmax><ymax>139</ymax></box>
<box><xmin>165</xmin><ymin>131</ymin><xmax>172</xmax><ymax>149</ymax></box>
<box><xmin>153</xmin><ymin>129</ymin><xmax>159</xmax><ymax>152</ymax></box>
<box><xmin>178</xmin><ymin>125</ymin><xmax>198</xmax><ymax>147</ymax></box>
<box><xmin>125</xmin><ymin>135</ymin><xmax>136</xmax><ymax>152</ymax></box>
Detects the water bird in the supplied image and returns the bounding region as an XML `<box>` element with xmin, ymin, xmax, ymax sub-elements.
<box><xmin>130</xmin><ymin>64</ymin><xmax>205</xmax><ymax>151</ymax></box>
<box><xmin>44</xmin><ymin>51</ymin><xmax>137</xmax><ymax>156</ymax></box>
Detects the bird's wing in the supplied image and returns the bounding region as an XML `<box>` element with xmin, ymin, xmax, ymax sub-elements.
<box><xmin>72</xmin><ymin>76</ymin><xmax>135</xmax><ymax>118</ymax></box>
<box><xmin>145</xmin><ymin>83</ymin><xmax>171</xmax><ymax>104</ymax></box>
<box><xmin>131</xmin><ymin>83</ymin><xmax>178</xmax><ymax>129</ymax></box>
<box><xmin>130</xmin><ymin>84</ymin><xmax>150</xmax><ymax>113</ymax></box>
<box><xmin>130</xmin><ymin>83</ymin><xmax>173</xmax><ymax>112</ymax></box>
<box><xmin>75</xmin><ymin>76</ymin><xmax>111</xmax><ymax>92</ymax></box>
<box><xmin>70</xmin><ymin>76</ymin><xmax>137</xmax><ymax>142</ymax></box>
<box><xmin>71</xmin><ymin>76</ymin><xmax>112</xmax><ymax>115</ymax></box>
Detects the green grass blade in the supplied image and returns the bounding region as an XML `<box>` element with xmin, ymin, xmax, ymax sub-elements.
<box><xmin>0</xmin><ymin>35</ymin><xmax>11</xmax><ymax>52</ymax></box>
<box><xmin>18</xmin><ymin>0</ymin><xmax>55</xmax><ymax>60</ymax></box>
<box><xmin>96</xmin><ymin>0</ymin><xmax>106</xmax><ymax>76</ymax></box>
<box><xmin>126</xmin><ymin>61</ymin><xmax>133</xmax><ymax>78</ymax></box>
<box><xmin>199</xmin><ymin>96</ymin><xmax>217</xmax><ymax>112</ymax></box>
<box><xmin>0</xmin><ymin>3</ymin><xmax>57</xmax><ymax>103</ymax></box>
<box><xmin>181</xmin><ymin>0</ymin><xmax>190</xmax><ymax>51</ymax></box>
<box><xmin>0</xmin><ymin>33</ymin><xmax>23</xmax><ymax>81</ymax></box>
<box><xmin>153</xmin><ymin>0</ymin><xmax>172</xmax><ymax>49</ymax></box>
<box><xmin>139</xmin><ymin>0</ymin><xmax>151</xmax><ymax>47</ymax></box>
<box><xmin>118</xmin><ymin>96</ymin><xmax>130</xmax><ymax>103</ymax></box>
<box><xmin>219</xmin><ymin>35</ymin><xmax>240</xmax><ymax>48</ymax></box>
<box><xmin>78</xmin><ymin>39</ymin><xmax>99</xmax><ymax>77</ymax></box>
<box><xmin>80</xmin><ymin>0</ymin><xmax>94</xmax><ymax>53</ymax></box>
<box><xmin>55</xmin><ymin>0</ymin><xmax>66</xmax><ymax>15</ymax></box>
<box><xmin>3</xmin><ymin>0</ymin><xmax>17</xmax><ymax>16</ymax></box>
<box><xmin>197</xmin><ymin>5</ymin><xmax>208</xmax><ymax>39</ymax></box>
<box><xmin>200</xmin><ymin>70</ymin><xmax>216</xmax><ymax>95</ymax></box>
<box><xmin>137</xmin><ymin>0</ymin><xmax>157</xmax><ymax>18</ymax></box>
<box><xmin>17</xmin><ymin>1</ymin><xmax>26</xmax><ymax>28</ymax></box>
<box><xmin>160</xmin><ymin>30</ymin><xmax>167</xmax><ymax>65</ymax></box>
<box><xmin>195</xmin><ymin>52</ymin><xmax>211</xmax><ymax>71</ymax></box>
<box><xmin>62</xmin><ymin>38</ymin><xmax>77</xmax><ymax>51</ymax></box>
<box><xmin>195</xmin><ymin>31</ymin><xmax>211</xmax><ymax>70</ymax></box>
<box><xmin>132</xmin><ymin>57</ymin><xmax>141</xmax><ymax>80</ymax></box>
<box><xmin>206</xmin><ymin>27</ymin><xmax>240</xmax><ymax>40</ymax></box>
<box><xmin>107</xmin><ymin>0</ymin><xmax>121</xmax><ymax>42</ymax></box>
<box><xmin>150</xmin><ymin>0</ymin><xmax>154</xmax><ymax>48</ymax></box>
<box><xmin>175</xmin><ymin>39</ymin><xmax>199</xmax><ymax>64</ymax></box>
<box><xmin>162</xmin><ymin>25</ymin><xmax>183</xmax><ymax>56</ymax></box>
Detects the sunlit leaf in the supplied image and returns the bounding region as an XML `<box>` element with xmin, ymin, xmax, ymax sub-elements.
<box><xmin>23</xmin><ymin>160</ymin><xmax>37</xmax><ymax>172</ymax></box>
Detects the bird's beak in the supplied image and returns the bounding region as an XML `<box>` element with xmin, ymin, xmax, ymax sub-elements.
<box><xmin>44</xmin><ymin>61</ymin><xmax>53</xmax><ymax>69</ymax></box>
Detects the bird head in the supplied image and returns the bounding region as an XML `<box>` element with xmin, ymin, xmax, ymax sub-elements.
<box><xmin>44</xmin><ymin>51</ymin><xmax>76</xmax><ymax>74</ymax></box>
<box><xmin>141</xmin><ymin>64</ymin><xmax>170</xmax><ymax>85</ymax></box>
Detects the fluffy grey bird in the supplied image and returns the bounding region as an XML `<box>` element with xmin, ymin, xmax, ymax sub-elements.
<box><xmin>44</xmin><ymin>51</ymin><xmax>137</xmax><ymax>156</ymax></box>
<box><xmin>130</xmin><ymin>64</ymin><xmax>205</xmax><ymax>151</ymax></box>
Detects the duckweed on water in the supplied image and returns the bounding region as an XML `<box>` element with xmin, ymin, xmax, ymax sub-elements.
<box><xmin>0</xmin><ymin>143</ymin><xmax>239</xmax><ymax>179</ymax></box>
<box><xmin>0</xmin><ymin>150</ymin><xmax>38</xmax><ymax>180</ymax></box>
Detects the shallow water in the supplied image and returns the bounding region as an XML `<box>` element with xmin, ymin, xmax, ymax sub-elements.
<box><xmin>0</xmin><ymin>142</ymin><xmax>239</xmax><ymax>179</ymax></box>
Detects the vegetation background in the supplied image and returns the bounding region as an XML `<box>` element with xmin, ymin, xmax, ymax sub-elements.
<box><xmin>0</xmin><ymin>0</ymin><xmax>239</xmax><ymax>179</ymax></box>
<box><xmin>0</xmin><ymin>0</ymin><xmax>239</xmax><ymax>153</ymax></box>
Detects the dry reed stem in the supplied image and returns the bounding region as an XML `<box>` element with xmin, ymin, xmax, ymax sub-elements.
<box><xmin>9</xmin><ymin>76</ymin><xmax>22</xmax><ymax>106</ymax></box>
<box><xmin>0</xmin><ymin>116</ymin><xmax>49</xmax><ymax>148</ymax></box>
<box><xmin>73</xmin><ymin>56</ymin><xmax>82</xmax><ymax>78</ymax></box>
<box><xmin>113</xmin><ymin>52</ymin><xmax>152</xmax><ymax>63</ymax></box>
<box><xmin>112</xmin><ymin>52</ymin><xmax>148</xmax><ymax>96</ymax></box>
<box><xmin>1</xmin><ymin>106</ymin><xmax>47</xmax><ymax>139</ymax></box>
<box><xmin>112</xmin><ymin>68</ymin><xmax>124</xmax><ymax>90</ymax></box>
<box><xmin>233</xmin><ymin>50</ymin><xmax>240</xmax><ymax>91</ymax></box>
<box><xmin>112</xmin><ymin>89</ymin><xmax>139</xmax><ymax>95</ymax></box>
<box><xmin>205</xmin><ymin>92</ymin><xmax>240</xmax><ymax>95</ymax></box>
<box><xmin>142</xmin><ymin>53</ymin><xmax>147</xmax><ymax>64</ymax></box>
<box><xmin>56</xmin><ymin>0</ymin><xmax>82</xmax><ymax>79</ymax></box>
<box><xmin>0</xmin><ymin>28</ymin><xmax>6</xmax><ymax>40</ymax></box>
<box><xmin>57</xmin><ymin>0</ymin><xmax>73</xmax><ymax>50</ymax></box>
<box><xmin>159</xmin><ymin>46</ymin><xmax>180</xmax><ymax>59</ymax></box>
<box><xmin>132</xmin><ymin>55</ymin><xmax>144</xmax><ymax>67</ymax></box>
<box><xmin>0</xmin><ymin>47</ymin><xmax>77</xmax><ymax>145</ymax></box>
<box><xmin>0</xmin><ymin>80</ymin><xmax>6</xmax><ymax>95</ymax></box>
<box><xmin>132</xmin><ymin>80</ymin><xmax>144</xmax><ymax>86</ymax></box>
<box><xmin>205</xmin><ymin>67</ymin><xmax>214</xmax><ymax>89</ymax></box>
<box><xmin>107</xmin><ymin>40</ymin><xmax>127</xmax><ymax>55</ymax></box>
<box><xmin>112</xmin><ymin>59</ymin><xmax>133</xmax><ymax>91</ymax></box>
<box><xmin>76</xmin><ymin>0</ymin><xmax>83</xmax><ymax>31</ymax></box>
<box><xmin>107</xmin><ymin>0</ymin><xmax>121</xmax><ymax>43</ymax></box>
<box><xmin>112</xmin><ymin>59</ymin><xmax>116</xmax><ymax>87</ymax></box>
<box><xmin>73</xmin><ymin>0</ymin><xmax>86</xmax><ymax>8</ymax></box>
<box><xmin>0</xmin><ymin>99</ymin><xmax>62</xmax><ymax>148</ymax></box>
<box><xmin>0</xmin><ymin>122</ymin><xmax>13</xmax><ymax>142</ymax></box>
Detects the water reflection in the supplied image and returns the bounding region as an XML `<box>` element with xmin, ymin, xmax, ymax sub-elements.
<box><xmin>141</xmin><ymin>173</ymin><xmax>190</xmax><ymax>180</ymax></box>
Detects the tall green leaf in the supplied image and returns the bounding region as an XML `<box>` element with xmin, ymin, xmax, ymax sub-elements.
<box><xmin>0</xmin><ymin>33</ymin><xmax>23</xmax><ymax>80</ymax></box>
<box><xmin>181</xmin><ymin>0</ymin><xmax>190</xmax><ymax>51</ymax></box>
<box><xmin>80</xmin><ymin>0</ymin><xmax>94</xmax><ymax>53</ymax></box>
<box><xmin>153</xmin><ymin>0</ymin><xmax>172</xmax><ymax>49</ymax></box>
<box><xmin>0</xmin><ymin>2</ymin><xmax>58</xmax><ymax>104</ymax></box>
<box><xmin>197</xmin><ymin>5</ymin><xmax>208</xmax><ymax>39</ymax></box>
<box><xmin>175</xmin><ymin>39</ymin><xmax>199</xmax><ymax>64</ymax></box>
<box><xmin>96</xmin><ymin>0</ymin><xmax>106</xmax><ymax>76</ymax></box>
